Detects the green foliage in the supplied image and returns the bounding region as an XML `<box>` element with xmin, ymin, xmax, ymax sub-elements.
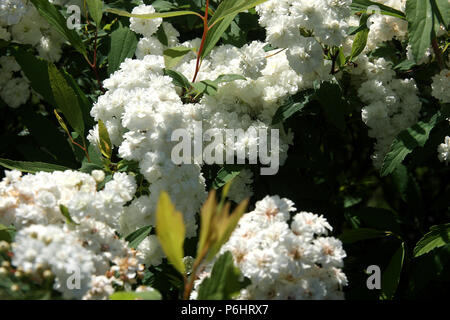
<box><xmin>0</xmin><ymin>158</ymin><xmax>70</xmax><ymax>173</ymax></box>
<box><xmin>197</xmin><ymin>251</ymin><xmax>250</xmax><ymax>300</ymax></box>
<box><xmin>351</xmin><ymin>0</ymin><xmax>406</xmax><ymax>19</ymax></box>
<box><xmin>164</xmin><ymin>69</ymin><xmax>192</xmax><ymax>89</ymax></box>
<box><xmin>106</xmin><ymin>8</ymin><xmax>200</xmax><ymax>20</ymax></box>
<box><xmin>125</xmin><ymin>226</ymin><xmax>153</xmax><ymax>249</ymax></box>
<box><xmin>156</xmin><ymin>191</ymin><xmax>186</xmax><ymax>274</ymax></box>
<box><xmin>272</xmin><ymin>89</ymin><xmax>314</xmax><ymax>124</ymax></box>
<box><xmin>11</xmin><ymin>47</ymin><xmax>55</xmax><ymax>105</ymax></box>
<box><xmin>48</xmin><ymin>63</ymin><xmax>85</xmax><ymax>139</ymax></box>
<box><xmin>380</xmin><ymin>112</ymin><xmax>440</xmax><ymax>177</ymax></box>
<box><xmin>30</xmin><ymin>0</ymin><xmax>87</xmax><ymax>58</ymax></box>
<box><xmin>349</xmin><ymin>29</ymin><xmax>370</xmax><ymax>61</ymax></box>
<box><xmin>86</xmin><ymin>0</ymin><xmax>104</xmax><ymax>26</ymax></box>
<box><xmin>339</xmin><ymin>228</ymin><xmax>391</xmax><ymax>244</ymax></box>
<box><xmin>380</xmin><ymin>242</ymin><xmax>405</xmax><ymax>300</ymax></box>
<box><xmin>405</xmin><ymin>0</ymin><xmax>441</xmax><ymax>62</ymax></box>
<box><xmin>212</xmin><ymin>164</ymin><xmax>244</xmax><ymax>189</ymax></box>
<box><xmin>59</xmin><ymin>205</ymin><xmax>80</xmax><ymax>226</ymax></box>
<box><xmin>164</xmin><ymin>47</ymin><xmax>193</xmax><ymax>68</ymax></box>
<box><xmin>414</xmin><ymin>223</ymin><xmax>450</xmax><ymax>257</ymax></box>
<box><xmin>0</xmin><ymin>224</ymin><xmax>15</xmax><ymax>243</ymax></box>
<box><xmin>108</xmin><ymin>23</ymin><xmax>139</xmax><ymax>75</ymax></box>
<box><xmin>110</xmin><ymin>289</ymin><xmax>162</xmax><ymax>300</ymax></box>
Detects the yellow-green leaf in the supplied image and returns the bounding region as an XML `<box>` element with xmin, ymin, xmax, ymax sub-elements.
<box><xmin>106</xmin><ymin>8</ymin><xmax>200</xmax><ymax>20</ymax></box>
<box><xmin>98</xmin><ymin>119</ymin><xmax>112</xmax><ymax>159</ymax></box>
<box><xmin>156</xmin><ymin>191</ymin><xmax>186</xmax><ymax>275</ymax></box>
<box><xmin>197</xmin><ymin>191</ymin><xmax>217</xmax><ymax>258</ymax></box>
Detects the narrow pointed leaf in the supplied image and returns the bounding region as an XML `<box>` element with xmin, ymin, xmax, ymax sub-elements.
<box><xmin>156</xmin><ymin>192</ymin><xmax>186</xmax><ymax>275</ymax></box>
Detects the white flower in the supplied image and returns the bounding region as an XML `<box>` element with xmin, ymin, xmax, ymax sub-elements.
<box><xmin>91</xmin><ymin>170</ymin><xmax>105</xmax><ymax>183</ymax></box>
<box><xmin>437</xmin><ymin>136</ymin><xmax>450</xmax><ymax>165</ymax></box>
<box><xmin>192</xmin><ymin>195</ymin><xmax>347</xmax><ymax>300</ymax></box>
<box><xmin>137</xmin><ymin>235</ymin><xmax>164</xmax><ymax>266</ymax></box>
<box><xmin>129</xmin><ymin>4</ymin><xmax>162</xmax><ymax>37</ymax></box>
<box><xmin>136</xmin><ymin>36</ymin><xmax>164</xmax><ymax>59</ymax></box>
<box><xmin>1</xmin><ymin>76</ymin><xmax>30</xmax><ymax>108</ymax></box>
<box><xmin>12</xmin><ymin>224</ymin><xmax>96</xmax><ymax>299</ymax></box>
<box><xmin>431</xmin><ymin>69</ymin><xmax>450</xmax><ymax>104</ymax></box>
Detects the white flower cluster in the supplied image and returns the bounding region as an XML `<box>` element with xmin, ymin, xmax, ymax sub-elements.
<box><xmin>0</xmin><ymin>1</ymin><xmax>65</xmax><ymax>62</ymax></box>
<box><xmin>192</xmin><ymin>195</ymin><xmax>347</xmax><ymax>300</ymax></box>
<box><xmin>89</xmin><ymin>4</ymin><xmax>335</xmax><ymax>241</ymax></box>
<box><xmin>0</xmin><ymin>169</ymin><xmax>151</xmax><ymax>299</ymax></box>
<box><xmin>355</xmin><ymin>58</ymin><xmax>422</xmax><ymax>168</ymax></box>
<box><xmin>437</xmin><ymin>136</ymin><xmax>450</xmax><ymax>165</ymax></box>
<box><xmin>256</xmin><ymin>0</ymin><xmax>351</xmax><ymax>74</ymax></box>
<box><xmin>365</xmin><ymin>0</ymin><xmax>408</xmax><ymax>51</ymax></box>
<box><xmin>89</xmin><ymin>54</ymin><xmax>207</xmax><ymax>238</ymax></box>
<box><xmin>0</xmin><ymin>0</ymin><xmax>68</xmax><ymax>108</ymax></box>
<box><xmin>431</xmin><ymin>69</ymin><xmax>450</xmax><ymax>104</ymax></box>
<box><xmin>0</xmin><ymin>55</ymin><xmax>30</xmax><ymax>108</ymax></box>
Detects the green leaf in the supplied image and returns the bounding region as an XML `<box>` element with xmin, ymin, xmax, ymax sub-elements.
<box><xmin>349</xmin><ymin>29</ymin><xmax>370</xmax><ymax>61</ymax></box>
<box><xmin>125</xmin><ymin>226</ymin><xmax>152</xmax><ymax>249</ymax></box>
<box><xmin>0</xmin><ymin>224</ymin><xmax>15</xmax><ymax>243</ymax></box>
<box><xmin>156</xmin><ymin>24</ymin><xmax>169</xmax><ymax>46</ymax></box>
<box><xmin>48</xmin><ymin>63</ymin><xmax>85</xmax><ymax>138</ymax></box>
<box><xmin>210</xmin><ymin>0</ymin><xmax>271</xmax><ymax>27</ymax></box>
<box><xmin>97</xmin><ymin>120</ymin><xmax>112</xmax><ymax>160</ymax></box>
<box><xmin>59</xmin><ymin>205</ymin><xmax>79</xmax><ymax>225</ymax></box>
<box><xmin>191</xmin><ymin>80</ymin><xmax>219</xmax><ymax>96</ymax></box>
<box><xmin>214</xmin><ymin>74</ymin><xmax>246</xmax><ymax>83</ymax></box>
<box><xmin>351</xmin><ymin>0</ymin><xmax>406</xmax><ymax>19</ymax></box>
<box><xmin>163</xmin><ymin>47</ymin><xmax>193</xmax><ymax>69</ymax></box>
<box><xmin>152</xmin><ymin>0</ymin><xmax>178</xmax><ymax>12</ymax></box>
<box><xmin>0</xmin><ymin>158</ymin><xmax>70</xmax><ymax>173</ymax></box>
<box><xmin>405</xmin><ymin>0</ymin><xmax>440</xmax><ymax>62</ymax></box>
<box><xmin>351</xmin><ymin>207</ymin><xmax>401</xmax><ymax>234</ymax></box>
<box><xmin>164</xmin><ymin>69</ymin><xmax>192</xmax><ymax>90</ymax></box>
<box><xmin>156</xmin><ymin>191</ymin><xmax>186</xmax><ymax>275</ymax></box>
<box><xmin>11</xmin><ymin>47</ymin><xmax>55</xmax><ymax>106</ymax></box>
<box><xmin>197</xmin><ymin>251</ymin><xmax>250</xmax><ymax>300</ymax></box>
<box><xmin>432</xmin><ymin>0</ymin><xmax>450</xmax><ymax>29</ymax></box>
<box><xmin>212</xmin><ymin>164</ymin><xmax>244</xmax><ymax>189</ymax></box>
<box><xmin>108</xmin><ymin>23</ymin><xmax>139</xmax><ymax>75</ymax></box>
<box><xmin>106</xmin><ymin>8</ymin><xmax>200</xmax><ymax>19</ymax></box>
<box><xmin>110</xmin><ymin>289</ymin><xmax>162</xmax><ymax>300</ymax></box>
<box><xmin>408</xmin><ymin>243</ymin><xmax>450</xmax><ymax>296</ymax></box>
<box><xmin>272</xmin><ymin>89</ymin><xmax>314</xmax><ymax>124</ymax></box>
<box><xmin>202</xmin><ymin>0</ymin><xmax>269</xmax><ymax>59</ymax></box>
<box><xmin>394</xmin><ymin>59</ymin><xmax>417</xmax><ymax>70</ymax></box>
<box><xmin>61</xmin><ymin>69</ymin><xmax>95</xmax><ymax>130</ymax></box>
<box><xmin>414</xmin><ymin>223</ymin><xmax>450</xmax><ymax>257</ymax></box>
<box><xmin>339</xmin><ymin>228</ymin><xmax>390</xmax><ymax>244</ymax></box>
<box><xmin>315</xmin><ymin>82</ymin><xmax>347</xmax><ymax>131</ymax></box>
<box><xmin>86</xmin><ymin>0</ymin><xmax>103</xmax><ymax>26</ymax></box>
<box><xmin>30</xmin><ymin>0</ymin><xmax>87</xmax><ymax>57</ymax></box>
<box><xmin>348</xmin><ymin>14</ymin><xmax>370</xmax><ymax>35</ymax></box>
<box><xmin>380</xmin><ymin>242</ymin><xmax>405</xmax><ymax>300</ymax></box>
<box><xmin>380</xmin><ymin>112</ymin><xmax>440</xmax><ymax>177</ymax></box>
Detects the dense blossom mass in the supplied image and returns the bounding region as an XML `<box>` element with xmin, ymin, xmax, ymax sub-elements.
<box><xmin>0</xmin><ymin>0</ymin><xmax>448</xmax><ymax>301</ymax></box>
<box><xmin>0</xmin><ymin>170</ymin><xmax>148</xmax><ymax>299</ymax></box>
<box><xmin>192</xmin><ymin>196</ymin><xmax>347</xmax><ymax>300</ymax></box>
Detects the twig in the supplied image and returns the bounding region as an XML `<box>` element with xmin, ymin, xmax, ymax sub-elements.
<box><xmin>431</xmin><ymin>38</ymin><xmax>445</xmax><ymax>71</ymax></box>
<box><xmin>192</xmin><ymin>0</ymin><xmax>210</xmax><ymax>83</ymax></box>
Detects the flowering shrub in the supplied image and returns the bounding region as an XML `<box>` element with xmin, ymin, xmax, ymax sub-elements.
<box><xmin>0</xmin><ymin>0</ymin><xmax>449</xmax><ymax>300</ymax></box>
